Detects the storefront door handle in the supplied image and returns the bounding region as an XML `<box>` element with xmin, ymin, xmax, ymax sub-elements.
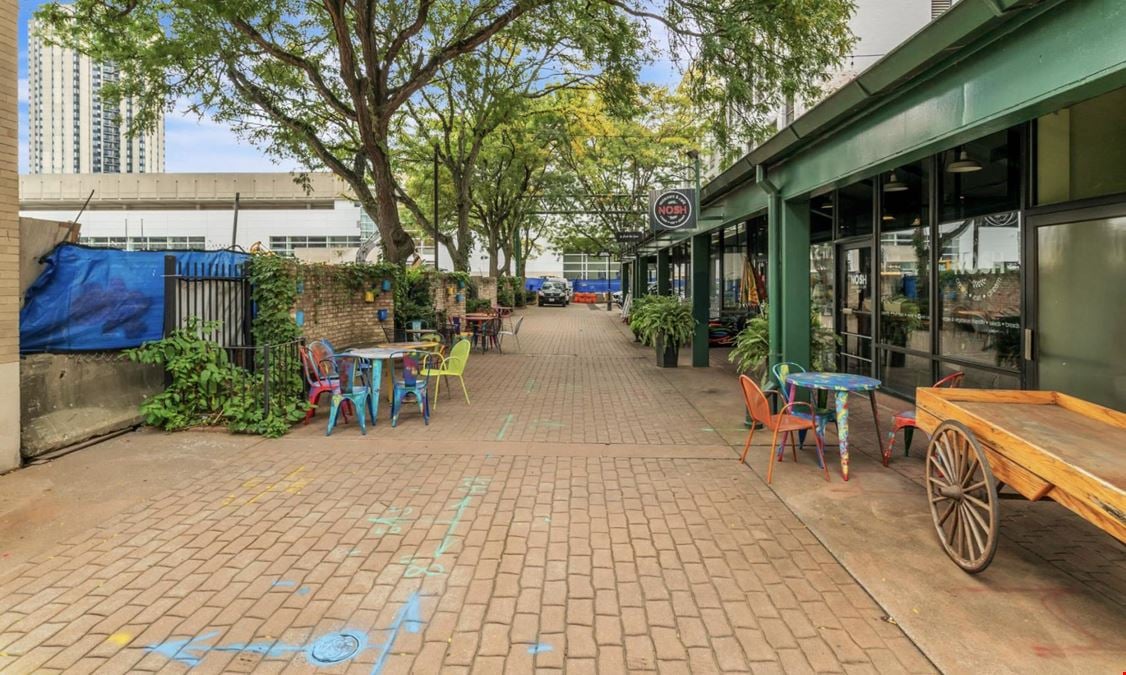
<box><xmin>1023</xmin><ymin>328</ymin><xmax>1034</xmax><ymax>361</ymax></box>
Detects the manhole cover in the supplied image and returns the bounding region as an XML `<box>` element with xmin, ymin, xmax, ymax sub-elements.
<box><xmin>309</xmin><ymin>631</ymin><xmax>362</xmax><ymax>665</ymax></box>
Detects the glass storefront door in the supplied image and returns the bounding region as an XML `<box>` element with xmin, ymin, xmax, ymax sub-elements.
<box><xmin>838</xmin><ymin>243</ymin><xmax>874</xmax><ymax>375</ymax></box>
<box><xmin>1030</xmin><ymin>205</ymin><xmax>1126</xmax><ymax>410</ymax></box>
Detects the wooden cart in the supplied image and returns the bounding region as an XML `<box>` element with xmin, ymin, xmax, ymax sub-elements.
<box><xmin>914</xmin><ymin>388</ymin><xmax>1126</xmax><ymax>573</ymax></box>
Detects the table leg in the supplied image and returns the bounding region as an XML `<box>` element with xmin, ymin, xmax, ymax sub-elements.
<box><xmin>870</xmin><ymin>391</ymin><xmax>888</xmax><ymax>467</ymax></box>
<box><xmin>835</xmin><ymin>391</ymin><xmax>850</xmax><ymax>481</ymax></box>
<box><xmin>776</xmin><ymin>382</ymin><xmax>798</xmax><ymax>460</ymax></box>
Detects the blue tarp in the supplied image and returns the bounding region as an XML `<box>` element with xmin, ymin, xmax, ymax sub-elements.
<box><xmin>524</xmin><ymin>278</ymin><xmax>620</xmax><ymax>293</ymax></box>
<box><xmin>572</xmin><ymin>279</ymin><xmax>621</xmax><ymax>293</ymax></box>
<box><xmin>20</xmin><ymin>244</ymin><xmax>248</xmax><ymax>353</ymax></box>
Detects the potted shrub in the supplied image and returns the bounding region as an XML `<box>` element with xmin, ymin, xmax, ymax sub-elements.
<box><xmin>729</xmin><ymin>304</ymin><xmax>840</xmax><ymax>425</ymax></box>
<box><xmin>631</xmin><ymin>295</ymin><xmax>696</xmax><ymax>368</ymax></box>
<box><xmin>729</xmin><ymin>307</ymin><xmax>771</xmax><ymax>384</ymax></box>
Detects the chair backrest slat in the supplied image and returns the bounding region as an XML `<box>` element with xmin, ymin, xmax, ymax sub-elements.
<box><xmin>771</xmin><ymin>361</ymin><xmax>805</xmax><ymax>390</ymax></box>
<box><xmin>445</xmin><ymin>339</ymin><xmax>471</xmax><ymax>375</ymax></box>
<box><xmin>740</xmin><ymin>375</ymin><xmax>773</xmax><ymax>425</ymax></box>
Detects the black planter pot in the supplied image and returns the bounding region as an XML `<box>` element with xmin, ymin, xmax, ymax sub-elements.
<box><xmin>655</xmin><ymin>335</ymin><xmax>679</xmax><ymax>368</ymax></box>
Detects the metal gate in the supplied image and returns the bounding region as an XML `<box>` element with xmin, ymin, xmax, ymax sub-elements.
<box><xmin>162</xmin><ymin>254</ymin><xmax>253</xmax><ymax>350</ymax></box>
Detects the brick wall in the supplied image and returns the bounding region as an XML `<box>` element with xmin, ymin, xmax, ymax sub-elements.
<box><xmin>473</xmin><ymin>277</ymin><xmax>498</xmax><ymax>305</ymax></box>
<box><xmin>0</xmin><ymin>0</ymin><xmax>20</xmax><ymax>470</ymax></box>
<box><xmin>294</xmin><ymin>265</ymin><xmax>394</xmax><ymax>348</ymax></box>
<box><xmin>433</xmin><ymin>278</ymin><xmax>466</xmax><ymax>319</ymax></box>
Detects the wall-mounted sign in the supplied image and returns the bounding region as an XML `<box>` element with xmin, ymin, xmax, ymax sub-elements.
<box><xmin>614</xmin><ymin>231</ymin><xmax>644</xmax><ymax>243</ymax></box>
<box><xmin>648</xmin><ymin>189</ymin><xmax>696</xmax><ymax>232</ymax></box>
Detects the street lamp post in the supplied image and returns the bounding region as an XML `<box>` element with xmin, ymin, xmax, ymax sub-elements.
<box><xmin>602</xmin><ymin>251</ymin><xmax>612</xmax><ymax>311</ymax></box>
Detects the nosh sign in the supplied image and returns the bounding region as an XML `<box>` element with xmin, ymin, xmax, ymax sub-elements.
<box><xmin>648</xmin><ymin>189</ymin><xmax>696</xmax><ymax>232</ymax></box>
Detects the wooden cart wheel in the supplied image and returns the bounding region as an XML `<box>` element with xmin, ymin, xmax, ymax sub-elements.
<box><xmin>925</xmin><ymin>420</ymin><xmax>999</xmax><ymax>573</ymax></box>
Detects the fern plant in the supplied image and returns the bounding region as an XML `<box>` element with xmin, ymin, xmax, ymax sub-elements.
<box><xmin>630</xmin><ymin>295</ymin><xmax>696</xmax><ymax>347</ymax></box>
<box><xmin>729</xmin><ymin>303</ymin><xmax>841</xmax><ymax>383</ymax></box>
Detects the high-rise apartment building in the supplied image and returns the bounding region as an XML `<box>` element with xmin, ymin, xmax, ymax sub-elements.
<box><xmin>27</xmin><ymin>17</ymin><xmax>164</xmax><ymax>174</ymax></box>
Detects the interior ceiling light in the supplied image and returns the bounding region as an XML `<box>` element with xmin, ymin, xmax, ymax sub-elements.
<box><xmin>882</xmin><ymin>213</ymin><xmax>896</xmax><ymax>222</ymax></box>
<box><xmin>946</xmin><ymin>148</ymin><xmax>983</xmax><ymax>173</ymax></box>
<box><xmin>884</xmin><ymin>171</ymin><xmax>908</xmax><ymax>192</ymax></box>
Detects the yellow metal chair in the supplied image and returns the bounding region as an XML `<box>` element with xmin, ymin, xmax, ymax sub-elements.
<box><xmin>422</xmin><ymin>338</ymin><xmax>471</xmax><ymax>406</ymax></box>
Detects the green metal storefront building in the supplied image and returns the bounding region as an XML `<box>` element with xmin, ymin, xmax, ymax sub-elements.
<box><xmin>625</xmin><ymin>0</ymin><xmax>1126</xmax><ymax>410</ymax></box>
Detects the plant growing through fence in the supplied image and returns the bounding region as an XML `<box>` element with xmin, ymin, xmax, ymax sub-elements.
<box><xmin>124</xmin><ymin>319</ymin><xmax>302</xmax><ymax>437</ymax></box>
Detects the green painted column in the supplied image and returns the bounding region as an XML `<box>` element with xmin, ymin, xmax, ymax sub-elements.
<box><xmin>766</xmin><ymin>196</ymin><xmax>783</xmax><ymax>369</ymax></box>
<box><xmin>635</xmin><ymin>255</ymin><xmax>650</xmax><ymax>298</ymax></box>
<box><xmin>691</xmin><ymin>232</ymin><xmax>710</xmax><ymax>367</ymax></box>
<box><xmin>780</xmin><ymin>198</ymin><xmax>811</xmax><ymax>368</ymax></box>
<box><xmin>621</xmin><ymin>261</ymin><xmax>630</xmax><ymax>302</ymax></box>
<box><xmin>656</xmin><ymin>248</ymin><xmax>670</xmax><ymax>295</ymax></box>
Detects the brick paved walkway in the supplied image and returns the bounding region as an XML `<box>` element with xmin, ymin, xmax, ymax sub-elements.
<box><xmin>0</xmin><ymin>306</ymin><xmax>933</xmax><ymax>674</ymax></box>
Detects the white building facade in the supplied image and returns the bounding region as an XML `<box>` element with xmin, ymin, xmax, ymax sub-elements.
<box><xmin>28</xmin><ymin>17</ymin><xmax>164</xmax><ymax>174</ymax></box>
<box><xmin>19</xmin><ymin>172</ymin><xmax>563</xmax><ymax>277</ymax></box>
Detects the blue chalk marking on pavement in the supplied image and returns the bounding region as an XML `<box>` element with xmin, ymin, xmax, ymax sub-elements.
<box><xmin>528</xmin><ymin>642</ymin><xmax>553</xmax><ymax>654</ymax></box>
<box><xmin>145</xmin><ymin>593</ymin><xmax>427</xmax><ymax>672</ymax></box>
<box><xmin>297</xmin><ymin>586</ymin><xmax>312</xmax><ymax>595</ymax></box>
<box><xmin>146</xmin><ymin>630</ymin><xmax>221</xmax><ymax>667</ymax></box>
<box><xmin>370</xmin><ymin>592</ymin><xmax>423</xmax><ymax>675</ymax></box>
<box><xmin>271</xmin><ymin>580</ymin><xmax>296</xmax><ymax>587</ymax></box>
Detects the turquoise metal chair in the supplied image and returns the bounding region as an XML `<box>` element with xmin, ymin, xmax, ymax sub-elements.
<box><xmin>326</xmin><ymin>356</ymin><xmax>380</xmax><ymax>436</ymax></box>
<box><xmin>390</xmin><ymin>351</ymin><xmax>433</xmax><ymax>427</ymax></box>
<box><xmin>771</xmin><ymin>362</ymin><xmax>837</xmax><ymax>451</ymax></box>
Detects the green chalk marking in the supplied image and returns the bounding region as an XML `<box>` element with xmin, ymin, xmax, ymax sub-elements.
<box><xmin>497</xmin><ymin>414</ymin><xmax>514</xmax><ymax>440</ymax></box>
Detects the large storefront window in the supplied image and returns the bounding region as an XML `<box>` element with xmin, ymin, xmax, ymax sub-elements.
<box><xmin>878</xmin><ymin>161</ymin><xmax>932</xmax><ymax>395</ymax></box>
<box><xmin>940</xmin><ymin>128</ymin><xmax>1021</xmax><ymax>221</ymax></box>
<box><xmin>810</xmin><ymin>243</ymin><xmax>834</xmax><ymax>370</ymax></box>
<box><xmin>723</xmin><ymin>223</ymin><xmax>748</xmax><ymax>309</ymax></box>
<box><xmin>670</xmin><ymin>243</ymin><xmax>690</xmax><ymax>298</ymax></box>
<box><xmin>1037</xmin><ymin>86</ymin><xmax>1126</xmax><ymax>205</ymax></box>
<box><xmin>879</xmin><ymin>161</ymin><xmax>931</xmax><ymax>353</ymax></box>
<box><xmin>838</xmin><ymin>178</ymin><xmax>873</xmax><ymax>238</ymax></box>
<box><xmin>937</xmin><ymin>212</ymin><xmax>1022</xmax><ymax>371</ymax></box>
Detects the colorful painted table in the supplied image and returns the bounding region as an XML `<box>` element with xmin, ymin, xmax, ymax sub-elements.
<box><xmin>785</xmin><ymin>372</ymin><xmax>884</xmax><ymax>481</ymax></box>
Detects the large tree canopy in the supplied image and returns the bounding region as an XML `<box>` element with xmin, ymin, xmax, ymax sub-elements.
<box><xmin>37</xmin><ymin>0</ymin><xmax>855</xmax><ymax>263</ymax></box>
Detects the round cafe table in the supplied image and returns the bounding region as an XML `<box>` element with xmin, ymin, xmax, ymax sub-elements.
<box><xmin>784</xmin><ymin>372</ymin><xmax>884</xmax><ymax>481</ymax></box>
<box><xmin>337</xmin><ymin>344</ymin><xmax>439</xmax><ymax>404</ymax></box>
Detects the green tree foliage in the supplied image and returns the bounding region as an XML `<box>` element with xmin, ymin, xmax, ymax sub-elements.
<box><xmin>544</xmin><ymin>87</ymin><xmax>702</xmax><ymax>255</ymax></box>
<box><xmin>396</xmin><ymin>39</ymin><xmax>592</xmax><ymax>271</ymax></box>
<box><xmin>469</xmin><ymin>106</ymin><xmax>559</xmax><ymax>277</ymax></box>
<box><xmin>37</xmin><ymin>0</ymin><xmax>855</xmax><ymax>263</ymax></box>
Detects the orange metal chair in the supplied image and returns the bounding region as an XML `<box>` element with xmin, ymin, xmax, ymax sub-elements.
<box><xmin>882</xmin><ymin>371</ymin><xmax>965</xmax><ymax>464</ymax></box>
<box><xmin>738</xmin><ymin>375</ymin><xmax>829</xmax><ymax>484</ymax></box>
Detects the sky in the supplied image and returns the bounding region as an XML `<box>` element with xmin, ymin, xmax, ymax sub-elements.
<box><xmin>16</xmin><ymin>0</ymin><xmax>681</xmax><ymax>175</ymax></box>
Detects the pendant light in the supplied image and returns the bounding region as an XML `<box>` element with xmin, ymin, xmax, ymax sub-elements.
<box><xmin>946</xmin><ymin>147</ymin><xmax>982</xmax><ymax>173</ymax></box>
<box><xmin>884</xmin><ymin>171</ymin><xmax>908</xmax><ymax>192</ymax></box>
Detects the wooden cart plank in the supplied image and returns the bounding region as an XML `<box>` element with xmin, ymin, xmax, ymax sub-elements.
<box><xmin>954</xmin><ymin>401</ymin><xmax>1126</xmax><ymax>490</ymax></box>
<box><xmin>915</xmin><ymin>388</ymin><xmax>1126</xmax><ymax>543</ymax></box>
<box><xmin>917</xmin><ymin>407</ymin><xmax>1054</xmax><ymax>501</ymax></box>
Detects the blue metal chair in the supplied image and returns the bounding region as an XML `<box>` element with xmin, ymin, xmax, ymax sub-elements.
<box><xmin>390</xmin><ymin>351</ymin><xmax>433</xmax><ymax>427</ymax></box>
<box><xmin>771</xmin><ymin>362</ymin><xmax>836</xmax><ymax>451</ymax></box>
<box><xmin>326</xmin><ymin>356</ymin><xmax>379</xmax><ymax>436</ymax></box>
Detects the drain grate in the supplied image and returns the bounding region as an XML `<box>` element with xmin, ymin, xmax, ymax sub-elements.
<box><xmin>309</xmin><ymin>631</ymin><xmax>363</xmax><ymax>665</ymax></box>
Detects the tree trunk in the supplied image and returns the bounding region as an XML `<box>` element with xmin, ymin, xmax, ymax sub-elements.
<box><xmin>488</xmin><ymin>248</ymin><xmax>499</xmax><ymax>276</ymax></box>
<box><xmin>370</xmin><ymin>149</ymin><xmax>416</xmax><ymax>263</ymax></box>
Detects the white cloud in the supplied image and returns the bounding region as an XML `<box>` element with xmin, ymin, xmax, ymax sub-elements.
<box><xmin>18</xmin><ymin>78</ymin><xmax>27</xmax><ymax>104</ymax></box>
<box><xmin>162</xmin><ymin>96</ymin><xmax>294</xmax><ymax>172</ymax></box>
<box><xmin>164</xmin><ymin>117</ymin><xmax>297</xmax><ymax>173</ymax></box>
